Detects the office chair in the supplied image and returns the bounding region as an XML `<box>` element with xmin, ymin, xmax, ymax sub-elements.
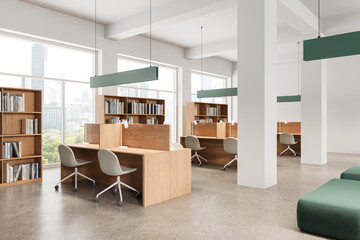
<box><xmin>185</xmin><ymin>136</ymin><xmax>208</xmax><ymax>166</ymax></box>
<box><xmin>223</xmin><ymin>137</ymin><xmax>238</xmax><ymax>171</ymax></box>
<box><xmin>94</xmin><ymin>149</ymin><xmax>140</xmax><ymax>206</ymax></box>
<box><xmin>55</xmin><ymin>144</ymin><xmax>95</xmax><ymax>192</ymax></box>
<box><xmin>171</xmin><ymin>142</ymin><xmax>184</xmax><ymax>149</ymax></box>
<box><xmin>279</xmin><ymin>133</ymin><xmax>297</xmax><ymax>157</ymax></box>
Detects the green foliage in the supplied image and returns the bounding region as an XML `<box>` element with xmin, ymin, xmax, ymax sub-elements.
<box><xmin>42</xmin><ymin>128</ymin><xmax>84</xmax><ymax>164</ymax></box>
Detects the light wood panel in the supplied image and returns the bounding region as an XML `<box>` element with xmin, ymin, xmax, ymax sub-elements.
<box><xmin>278</xmin><ymin>122</ymin><xmax>301</xmax><ymax>134</ymax></box>
<box><xmin>64</xmin><ymin>145</ymin><xmax>191</xmax><ymax>207</ymax></box>
<box><xmin>122</xmin><ymin>124</ymin><xmax>171</xmax><ymax>151</ymax></box>
<box><xmin>226</xmin><ymin>123</ymin><xmax>238</xmax><ymax>138</ymax></box>
<box><xmin>84</xmin><ymin>124</ymin><xmax>100</xmax><ymax>144</ymax></box>
<box><xmin>99</xmin><ymin>124</ymin><xmax>121</xmax><ymax>148</ymax></box>
<box><xmin>193</xmin><ymin>122</ymin><xmax>226</xmax><ymax>138</ymax></box>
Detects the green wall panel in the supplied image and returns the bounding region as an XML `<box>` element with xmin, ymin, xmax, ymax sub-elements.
<box><xmin>90</xmin><ymin>66</ymin><xmax>158</xmax><ymax>88</ymax></box>
<box><xmin>304</xmin><ymin>31</ymin><xmax>360</xmax><ymax>61</ymax></box>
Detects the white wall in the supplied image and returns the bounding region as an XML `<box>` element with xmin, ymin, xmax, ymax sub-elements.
<box><xmin>0</xmin><ymin>0</ymin><xmax>233</xmax><ymax>141</ymax></box>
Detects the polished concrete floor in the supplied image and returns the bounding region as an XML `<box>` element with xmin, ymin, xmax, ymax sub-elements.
<box><xmin>1</xmin><ymin>153</ymin><xmax>359</xmax><ymax>240</ymax></box>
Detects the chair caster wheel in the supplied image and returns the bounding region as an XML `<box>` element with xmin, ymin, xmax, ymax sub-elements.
<box><xmin>94</xmin><ymin>197</ymin><xmax>99</xmax><ymax>203</ymax></box>
<box><xmin>280</xmin><ymin>154</ymin><xmax>283</xmax><ymax>157</ymax></box>
<box><xmin>136</xmin><ymin>193</ymin><xmax>142</xmax><ymax>199</ymax></box>
<box><xmin>228</xmin><ymin>165</ymin><xmax>231</xmax><ymax>168</ymax></box>
<box><xmin>55</xmin><ymin>185</ymin><xmax>59</xmax><ymax>191</ymax></box>
<box><xmin>118</xmin><ymin>201</ymin><xmax>123</xmax><ymax>206</ymax></box>
<box><xmin>73</xmin><ymin>188</ymin><xmax>78</xmax><ymax>192</ymax></box>
<box><xmin>222</xmin><ymin>168</ymin><xmax>226</xmax><ymax>171</ymax></box>
<box><xmin>199</xmin><ymin>163</ymin><xmax>202</xmax><ymax>167</ymax></box>
<box><xmin>204</xmin><ymin>162</ymin><xmax>208</xmax><ymax>165</ymax></box>
<box><xmin>92</xmin><ymin>182</ymin><xmax>96</xmax><ymax>187</ymax></box>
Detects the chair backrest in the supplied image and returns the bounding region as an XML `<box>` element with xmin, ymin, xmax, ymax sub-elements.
<box><xmin>280</xmin><ymin>133</ymin><xmax>296</xmax><ymax>145</ymax></box>
<box><xmin>58</xmin><ymin>144</ymin><xmax>78</xmax><ymax>168</ymax></box>
<box><xmin>223</xmin><ymin>137</ymin><xmax>237</xmax><ymax>155</ymax></box>
<box><xmin>171</xmin><ymin>142</ymin><xmax>184</xmax><ymax>149</ymax></box>
<box><xmin>184</xmin><ymin>136</ymin><xmax>202</xmax><ymax>151</ymax></box>
<box><xmin>97</xmin><ymin>149</ymin><xmax>123</xmax><ymax>176</ymax></box>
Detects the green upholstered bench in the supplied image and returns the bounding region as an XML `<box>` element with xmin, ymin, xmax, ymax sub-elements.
<box><xmin>341</xmin><ymin>163</ymin><xmax>360</xmax><ymax>181</ymax></box>
<box><xmin>297</xmin><ymin>179</ymin><xmax>360</xmax><ymax>240</ymax></box>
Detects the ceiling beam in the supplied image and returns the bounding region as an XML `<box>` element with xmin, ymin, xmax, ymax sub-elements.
<box><xmin>278</xmin><ymin>0</ymin><xmax>318</xmax><ymax>35</ymax></box>
<box><xmin>185</xmin><ymin>38</ymin><xmax>236</xmax><ymax>59</ymax></box>
<box><xmin>105</xmin><ymin>0</ymin><xmax>236</xmax><ymax>40</ymax></box>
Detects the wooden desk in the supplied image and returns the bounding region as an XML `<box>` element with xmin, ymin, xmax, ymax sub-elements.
<box><xmin>180</xmin><ymin>136</ymin><xmax>236</xmax><ymax>166</ymax></box>
<box><xmin>277</xmin><ymin>133</ymin><xmax>301</xmax><ymax>156</ymax></box>
<box><xmin>62</xmin><ymin>144</ymin><xmax>191</xmax><ymax>207</ymax></box>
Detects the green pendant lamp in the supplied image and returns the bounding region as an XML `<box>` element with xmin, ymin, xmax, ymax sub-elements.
<box><xmin>90</xmin><ymin>0</ymin><xmax>158</xmax><ymax>88</ymax></box>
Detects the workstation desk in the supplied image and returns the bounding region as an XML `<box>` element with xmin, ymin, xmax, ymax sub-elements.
<box><xmin>63</xmin><ymin>144</ymin><xmax>191</xmax><ymax>207</ymax></box>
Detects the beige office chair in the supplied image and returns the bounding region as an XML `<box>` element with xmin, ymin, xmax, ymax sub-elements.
<box><xmin>171</xmin><ymin>142</ymin><xmax>184</xmax><ymax>149</ymax></box>
<box><xmin>55</xmin><ymin>144</ymin><xmax>95</xmax><ymax>192</ymax></box>
<box><xmin>94</xmin><ymin>149</ymin><xmax>140</xmax><ymax>206</ymax></box>
<box><xmin>185</xmin><ymin>136</ymin><xmax>208</xmax><ymax>166</ymax></box>
<box><xmin>279</xmin><ymin>133</ymin><xmax>297</xmax><ymax>157</ymax></box>
<box><xmin>223</xmin><ymin>137</ymin><xmax>238</xmax><ymax>170</ymax></box>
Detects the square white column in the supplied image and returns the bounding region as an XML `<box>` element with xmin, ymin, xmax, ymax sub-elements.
<box><xmin>237</xmin><ymin>0</ymin><xmax>277</xmax><ymax>189</ymax></box>
<box><xmin>301</xmin><ymin>60</ymin><xmax>327</xmax><ymax>165</ymax></box>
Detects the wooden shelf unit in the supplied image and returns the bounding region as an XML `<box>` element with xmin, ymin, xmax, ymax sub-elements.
<box><xmin>0</xmin><ymin>87</ymin><xmax>42</xmax><ymax>187</ymax></box>
<box><xmin>185</xmin><ymin>102</ymin><xmax>228</xmax><ymax>136</ymax></box>
<box><xmin>96</xmin><ymin>95</ymin><xmax>165</xmax><ymax>124</ymax></box>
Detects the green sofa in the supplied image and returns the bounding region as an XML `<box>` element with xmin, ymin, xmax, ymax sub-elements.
<box><xmin>297</xmin><ymin>179</ymin><xmax>360</xmax><ymax>240</ymax></box>
<box><xmin>341</xmin><ymin>163</ymin><xmax>360</xmax><ymax>181</ymax></box>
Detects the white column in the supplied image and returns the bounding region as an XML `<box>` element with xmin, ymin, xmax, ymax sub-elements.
<box><xmin>301</xmin><ymin>60</ymin><xmax>327</xmax><ymax>165</ymax></box>
<box><xmin>237</xmin><ymin>0</ymin><xmax>277</xmax><ymax>189</ymax></box>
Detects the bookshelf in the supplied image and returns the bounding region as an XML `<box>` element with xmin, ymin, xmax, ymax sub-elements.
<box><xmin>185</xmin><ymin>101</ymin><xmax>228</xmax><ymax>136</ymax></box>
<box><xmin>0</xmin><ymin>87</ymin><xmax>42</xmax><ymax>187</ymax></box>
<box><xmin>95</xmin><ymin>95</ymin><xmax>165</xmax><ymax>124</ymax></box>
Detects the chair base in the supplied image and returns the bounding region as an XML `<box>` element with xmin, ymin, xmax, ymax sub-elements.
<box><xmin>55</xmin><ymin>167</ymin><xmax>95</xmax><ymax>191</ymax></box>
<box><xmin>94</xmin><ymin>176</ymin><xmax>140</xmax><ymax>206</ymax></box>
<box><xmin>191</xmin><ymin>151</ymin><xmax>208</xmax><ymax>166</ymax></box>
<box><xmin>279</xmin><ymin>145</ymin><xmax>297</xmax><ymax>157</ymax></box>
<box><xmin>223</xmin><ymin>155</ymin><xmax>238</xmax><ymax>171</ymax></box>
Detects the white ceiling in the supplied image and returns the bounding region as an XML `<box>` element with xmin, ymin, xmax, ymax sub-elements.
<box><xmin>20</xmin><ymin>0</ymin><xmax>360</xmax><ymax>62</ymax></box>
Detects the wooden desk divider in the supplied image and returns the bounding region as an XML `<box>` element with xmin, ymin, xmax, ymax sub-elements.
<box><xmin>277</xmin><ymin>122</ymin><xmax>301</xmax><ymax>134</ymax></box>
<box><xmin>193</xmin><ymin>122</ymin><xmax>226</xmax><ymax>138</ymax></box>
<box><xmin>226</xmin><ymin>123</ymin><xmax>238</xmax><ymax>138</ymax></box>
<box><xmin>85</xmin><ymin>123</ymin><xmax>171</xmax><ymax>151</ymax></box>
<box><xmin>122</xmin><ymin>124</ymin><xmax>171</xmax><ymax>151</ymax></box>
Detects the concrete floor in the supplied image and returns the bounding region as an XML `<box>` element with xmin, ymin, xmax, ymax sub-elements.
<box><xmin>1</xmin><ymin>153</ymin><xmax>359</xmax><ymax>240</ymax></box>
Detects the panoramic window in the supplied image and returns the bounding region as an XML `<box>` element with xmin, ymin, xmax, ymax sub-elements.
<box><xmin>191</xmin><ymin>71</ymin><xmax>227</xmax><ymax>104</ymax></box>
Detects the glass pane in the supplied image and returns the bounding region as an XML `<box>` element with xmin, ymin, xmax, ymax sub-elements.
<box><xmin>45</xmin><ymin>45</ymin><xmax>93</xmax><ymax>81</ymax></box>
<box><xmin>0</xmin><ymin>75</ymin><xmax>22</xmax><ymax>88</ymax></box>
<box><xmin>65</xmin><ymin>82</ymin><xmax>93</xmax><ymax>144</ymax></box>
<box><xmin>159</xmin><ymin>92</ymin><xmax>176</xmax><ymax>142</ymax></box>
<box><xmin>25</xmin><ymin>78</ymin><xmax>62</xmax><ymax>164</ymax></box>
<box><xmin>139</xmin><ymin>89</ymin><xmax>157</xmax><ymax>99</ymax></box>
<box><xmin>118</xmin><ymin>87</ymin><xmax>137</xmax><ymax>97</ymax></box>
<box><xmin>191</xmin><ymin>72</ymin><xmax>227</xmax><ymax>94</ymax></box>
<box><xmin>0</xmin><ymin>35</ymin><xmax>32</xmax><ymax>75</ymax></box>
<box><xmin>118</xmin><ymin>57</ymin><xmax>176</xmax><ymax>91</ymax></box>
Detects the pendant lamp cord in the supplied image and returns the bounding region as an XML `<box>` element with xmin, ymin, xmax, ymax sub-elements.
<box><xmin>318</xmin><ymin>0</ymin><xmax>321</xmax><ymax>38</ymax></box>
<box><xmin>149</xmin><ymin>0</ymin><xmax>152</xmax><ymax>67</ymax></box>
<box><xmin>297</xmin><ymin>42</ymin><xmax>300</xmax><ymax>96</ymax></box>
<box><xmin>201</xmin><ymin>26</ymin><xmax>203</xmax><ymax>82</ymax></box>
<box><xmin>94</xmin><ymin>0</ymin><xmax>97</xmax><ymax>76</ymax></box>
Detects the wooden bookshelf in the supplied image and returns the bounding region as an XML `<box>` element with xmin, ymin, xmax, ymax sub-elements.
<box><xmin>96</xmin><ymin>95</ymin><xmax>166</xmax><ymax>124</ymax></box>
<box><xmin>0</xmin><ymin>87</ymin><xmax>42</xmax><ymax>187</ymax></box>
<box><xmin>184</xmin><ymin>102</ymin><xmax>228</xmax><ymax>136</ymax></box>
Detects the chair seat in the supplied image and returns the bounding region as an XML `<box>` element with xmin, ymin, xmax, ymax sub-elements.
<box><xmin>74</xmin><ymin>159</ymin><xmax>92</xmax><ymax>167</ymax></box>
<box><xmin>193</xmin><ymin>147</ymin><xmax>206</xmax><ymax>151</ymax></box>
<box><xmin>106</xmin><ymin>166</ymin><xmax>137</xmax><ymax>176</ymax></box>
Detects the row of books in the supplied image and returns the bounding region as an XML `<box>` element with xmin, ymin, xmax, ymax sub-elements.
<box><xmin>21</xmin><ymin>119</ymin><xmax>39</xmax><ymax>134</ymax></box>
<box><xmin>105</xmin><ymin>99</ymin><xmax>125</xmax><ymax>114</ymax></box>
<box><xmin>3</xmin><ymin>141</ymin><xmax>22</xmax><ymax>159</ymax></box>
<box><xmin>3</xmin><ymin>92</ymin><xmax>25</xmax><ymax>112</ymax></box>
<box><xmin>106</xmin><ymin>117</ymin><xmax>134</xmax><ymax>124</ymax></box>
<box><xmin>196</xmin><ymin>119</ymin><xmax>213</xmax><ymax>123</ymax></box>
<box><xmin>3</xmin><ymin>162</ymin><xmax>39</xmax><ymax>183</ymax></box>
<box><xmin>128</xmin><ymin>101</ymin><xmax>164</xmax><ymax>115</ymax></box>
<box><xmin>146</xmin><ymin>117</ymin><xmax>159</xmax><ymax>125</ymax></box>
<box><xmin>206</xmin><ymin>107</ymin><xmax>221</xmax><ymax>116</ymax></box>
